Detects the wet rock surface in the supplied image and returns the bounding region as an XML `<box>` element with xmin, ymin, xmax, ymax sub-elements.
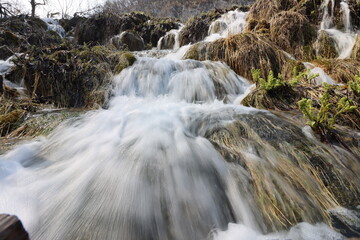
<box><xmin>0</xmin><ymin>214</ymin><xmax>29</xmax><ymax>240</ymax></box>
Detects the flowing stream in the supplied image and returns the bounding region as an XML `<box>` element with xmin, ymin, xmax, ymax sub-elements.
<box><xmin>1</xmin><ymin>8</ymin><xmax>360</xmax><ymax>240</ymax></box>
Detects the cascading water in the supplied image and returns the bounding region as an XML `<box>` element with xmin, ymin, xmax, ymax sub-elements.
<box><xmin>157</xmin><ymin>25</ymin><xmax>184</xmax><ymax>50</ymax></box>
<box><xmin>205</xmin><ymin>9</ymin><xmax>248</xmax><ymax>42</ymax></box>
<box><xmin>1</xmin><ymin>55</ymin><xmax>359</xmax><ymax>240</ymax></box>
<box><xmin>165</xmin><ymin>9</ymin><xmax>248</xmax><ymax>60</ymax></box>
<box><xmin>319</xmin><ymin>0</ymin><xmax>357</xmax><ymax>59</ymax></box>
<box><xmin>340</xmin><ymin>0</ymin><xmax>352</xmax><ymax>33</ymax></box>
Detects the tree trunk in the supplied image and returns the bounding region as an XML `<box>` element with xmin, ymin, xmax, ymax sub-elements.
<box><xmin>31</xmin><ymin>0</ymin><xmax>36</xmax><ymax>17</ymax></box>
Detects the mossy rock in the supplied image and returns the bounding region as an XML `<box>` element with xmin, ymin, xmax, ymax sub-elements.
<box><xmin>19</xmin><ymin>45</ymin><xmax>136</xmax><ymax>108</ymax></box>
<box><xmin>114</xmin><ymin>52</ymin><xmax>137</xmax><ymax>74</ymax></box>
<box><xmin>179</xmin><ymin>9</ymin><xmax>224</xmax><ymax>46</ymax></box>
<box><xmin>0</xmin><ymin>30</ymin><xmax>21</xmax><ymax>48</ymax></box>
<box><xmin>242</xmin><ymin>85</ymin><xmax>300</xmax><ymax>110</ymax></box>
<box><xmin>137</xmin><ymin>18</ymin><xmax>180</xmax><ymax>48</ymax></box>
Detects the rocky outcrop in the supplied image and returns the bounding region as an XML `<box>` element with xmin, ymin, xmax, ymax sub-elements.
<box><xmin>0</xmin><ymin>17</ymin><xmax>62</xmax><ymax>54</ymax></box>
<box><xmin>179</xmin><ymin>9</ymin><xmax>224</xmax><ymax>46</ymax></box>
<box><xmin>13</xmin><ymin>45</ymin><xmax>136</xmax><ymax>108</ymax></box>
<box><xmin>111</xmin><ymin>31</ymin><xmax>145</xmax><ymax>51</ymax></box>
<box><xmin>137</xmin><ymin>18</ymin><xmax>180</xmax><ymax>48</ymax></box>
<box><xmin>75</xmin><ymin>12</ymin><xmax>150</xmax><ymax>45</ymax></box>
<box><xmin>0</xmin><ymin>214</ymin><xmax>29</xmax><ymax>240</ymax></box>
<box><xmin>206</xmin><ymin>112</ymin><xmax>360</xmax><ymax>231</ymax></box>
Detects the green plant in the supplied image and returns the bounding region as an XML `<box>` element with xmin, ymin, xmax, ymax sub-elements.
<box><xmin>290</xmin><ymin>66</ymin><xmax>319</xmax><ymax>86</ymax></box>
<box><xmin>298</xmin><ymin>83</ymin><xmax>357</xmax><ymax>130</ymax></box>
<box><xmin>251</xmin><ymin>69</ymin><xmax>286</xmax><ymax>91</ymax></box>
<box><xmin>349</xmin><ymin>74</ymin><xmax>360</xmax><ymax>95</ymax></box>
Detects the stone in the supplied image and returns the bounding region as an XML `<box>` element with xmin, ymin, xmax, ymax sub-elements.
<box><xmin>0</xmin><ymin>214</ymin><xmax>29</xmax><ymax>240</ymax></box>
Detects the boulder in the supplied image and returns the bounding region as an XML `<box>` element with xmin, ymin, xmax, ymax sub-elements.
<box><xmin>115</xmin><ymin>31</ymin><xmax>145</xmax><ymax>51</ymax></box>
<box><xmin>75</xmin><ymin>12</ymin><xmax>150</xmax><ymax>45</ymax></box>
<box><xmin>0</xmin><ymin>214</ymin><xmax>29</xmax><ymax>240</ymax></box>
<box><xmin>179</xmin><ymin>9</ymin><xmax>223</xmax><ymax>46</ymax></box>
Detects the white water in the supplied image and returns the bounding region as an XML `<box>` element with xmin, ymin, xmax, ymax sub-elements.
<box><xmin>41</xmin><ymin>18</ymin><xmax>66</xmax><ymax>38</ymax></box>
<box><xmin>0</xmin><ymin>55</ymin><xmax>347</xmax><ymax>239</ymax></box>
<box><xmin>157</xmin><ymin>24</ymin><xmax>184</xmax><ymax>50</ymax></box>
<box><xmin>214</xmin><ymin>222</ymin><xmax>343</xmax><ymax>240</ymax></box>
<box><xmin>166</xmin><ymin>9</ymin><xmax>248</xmax><ymax>59</ymax></box>
<box><xmin>303</xmin><ymin>62</ymin><xmax>336</xmax><ymax>85</ymax></box>
<box><xmin>319</xmin><ymin>0</ymin><xmax>357</xmax><ymax>59</ymax></box>
<box><xmin>320</xmin><ymin>0</ymin><xmax>335</xmax><ymax>30</ymax></box>
<box><xmin>340</xmin><ymin>1</ymin><xmax>352</xmax><ymax>33</ymax></box>
<box><xmin>205</xmin><ymin>9</ymin><xmax>248</xmax><ymax>42</ymax></box>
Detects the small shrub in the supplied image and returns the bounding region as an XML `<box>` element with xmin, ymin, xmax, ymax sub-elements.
<box><xmin>349</xmin><ymin>74</ymin><xmax>360</xmax><ymax>95</ymax></box>
<box><xmin>290</xmin><ymin>66</ymin><xmax>319</xmax><ymax>86</ymax></box>
<box><xmin>251</xmin><ymin>68</ymin><xmax>286</xmax><ymax>91</ymax></box>
<box><xmin>298</xmin><ymin>83</ymin><xmax>357</xmax><ymax>130</ymax></box>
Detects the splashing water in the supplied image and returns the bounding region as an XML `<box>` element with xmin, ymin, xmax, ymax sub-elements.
<box><xmin>0</xmin><ymin>55</ymin><xmax>358</xmax><ymax>240</ymax></box>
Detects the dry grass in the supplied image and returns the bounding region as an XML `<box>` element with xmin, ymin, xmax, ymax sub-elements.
<box><xmin>184</xmin><ymin>33</ymin><xmax>290</xmax><ymax>81</ymax></box>
<box><xmin>247</xmin><ymin>0</ymin><xmax>298</xmax><ymax>21</ymax></box>
<box><xmin>269</xmin><ymin>11</ymin><xmax>316</xmax><ymax>60</ymax></box>
<box><xmin>351</xmin><ymin>35</ymin><xmax>360</xmax><ymax>60</ymax></box>
<box><xmin>311</xmin><ymin>59</ymin><xmax>360</xmax><ymax>84</ymax></box>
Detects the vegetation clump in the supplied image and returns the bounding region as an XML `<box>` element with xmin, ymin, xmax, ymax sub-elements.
<box><xmin>251</xmin><ymin>68</ymin><xmax>287</xmax><ymax>91</ymax></box>
<box><xmin>298</xmin><ymin>83</ymin><xmax>357</xmax><ymax>135</ymax></box>
<box><xmin>349</xmin><ymin>74</ymin><xmax>360</xmax><ymax>95</ymax></box>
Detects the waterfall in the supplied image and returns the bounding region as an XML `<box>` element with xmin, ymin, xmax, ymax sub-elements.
<box><xmin>165</xmin><ymin>9</ymin><xmax>248</xmax><ymax>59</ymax></box>
<box><xmin>340</xmin><ymin>1</ymin><xmax>352</xmax><ymax>33</ymax></box>
<box><xmin>318</xmin><ymin>0</ymin><xmax>357</xmax><ymax>59</ymax></box>
<box><xmin>320</xmin><ymin>0</ymin><xmax>335</xmax><ymax>30</ymax></box>
<box><xmin>205</xmin><ymin>9</ymin><xmax>248</xmax><ymax>42</ymax></box>
<box><xmin>1</xmin><ymin>55</ymin><xmax>358</xmax><ymax>240</ymax></box>
<box><xmin>157</xmin><ymin>25</ymin><xmax>184</xmax><ymax>50</ymax></box>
